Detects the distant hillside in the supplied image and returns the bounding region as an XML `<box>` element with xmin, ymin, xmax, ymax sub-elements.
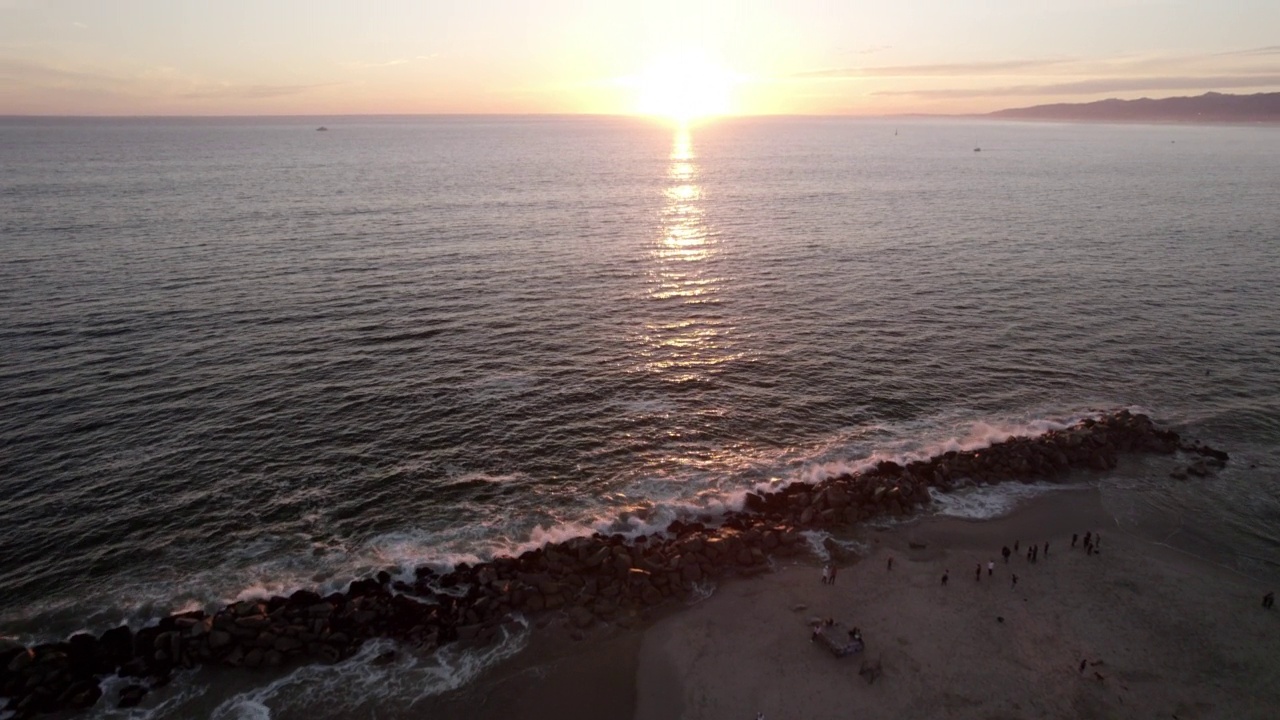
<box><xmin>990</xmin><ymin>91</ymin><xmax>1280</xmax><ymax>123</ymax></box>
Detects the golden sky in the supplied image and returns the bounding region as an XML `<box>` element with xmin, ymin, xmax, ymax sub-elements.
<box><xmin>1</xmin><ymin>0</ymin><xmax>1278</xmax><ymax>116</ymax></box>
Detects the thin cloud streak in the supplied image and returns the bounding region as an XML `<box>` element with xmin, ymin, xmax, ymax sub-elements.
<box><xmin>180</xmin><ymin>83</ymin><xmax>336</xmax><ymax>100</ymax></box>
<box><xmin>793</xmin><ymin>58</ymin><xmax>1074</xmax><ymax>79</ymax></box>
<box><xmin>874</xmin><ymin>75</ymin><xmax>1280</xmax><ymax>98</ymax></box>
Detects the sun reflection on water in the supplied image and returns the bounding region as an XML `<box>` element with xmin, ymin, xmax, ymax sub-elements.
<box><xmin>635</xmin><ymin>124</ymin><xmax>740</xmax><ymax>382</ymax></box>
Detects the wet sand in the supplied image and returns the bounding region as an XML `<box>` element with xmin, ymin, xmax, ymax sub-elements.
<box><xmin>443</xmin><ymin>487</ymin><xmax>1280</xmax><ymax>720</ymax></box>
<box><xmin>632</xmin><ymin>488</ymin><xmax>1280</xmax><ymax>720</ymax></box>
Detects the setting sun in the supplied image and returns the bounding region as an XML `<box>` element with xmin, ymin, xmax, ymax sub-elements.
<box><xmin>635</xmin><ymin>51</ymin><xmax>736</xmax><ymax>122</ymax></box>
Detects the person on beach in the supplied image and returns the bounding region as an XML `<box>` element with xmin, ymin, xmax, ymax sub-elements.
<box><xmin>1002</xmin><ymin>546</ymin><xmax>1011</xmax><ymax>563</ymax></box>
<box><xmin>1011</xmin><ymin>573</ymin><xmax>1018</xmax><ymax>588</ymax></box>
<box><xmin>830</xmin><ymin>564</ymin><xmax>838</xmax><ymax>585</ymax></box>
<box><xmin>1264</xmin><ymin>591</ymin><xmax>1274</xmax><ymax>609</ymax></box>
<box><xmin>1072</xmin><ymin>533</ymin><xmax>1078</xmax><ymax>548</ymax></box>
<box><xmin>975</xmin><ymin>564</ymin><xmax>982</xmax><ymax>582</ymax></box>
<box><xmin>821</xmin><ymin>564</ymin><xmax>830</xmax><ymax>585</ymax></box>
<box><xmin>1043</xmin><ymin>541</ymin><xmax>1049</xmax><ymax>557</ymax></box>
<box><xmin>942</xmin><ymin>570</ymin><xmax>949</xmax><ymax>586</ymax></box>
<box><xmin>1094</xmin><ymin>532</ymin><xmax>1101</xmax><ymax>550</ymax></box>
<box><xmin>1086</xmin><ymin>543</ymin><xmax>1094</xmax><ymax>556</ymax></box>
<box><xmin>1079</xmin><ymin>659</ymin><xmax>1087</xmax><ymax>674</ymax></box>
<box><xmin>887</xmin><ymin>556</ymin><xmax>894</xmax><ymax>571</ymax></box>
<box><xmin>987</xmin><ymin>560</ymin><xmax>994</xmax><ymax>576</ymax></box>
<box><xmin>1014</xmin><ymin>540</ymin><xmax>1020</xmax><ymax>552</ymax></box>
<box><xmin>1083</xmin><ymin>531</ymin><xmax>1092</xmax><ymax>547</ymax></box>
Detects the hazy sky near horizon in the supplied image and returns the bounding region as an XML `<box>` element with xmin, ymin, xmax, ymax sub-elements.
<box><xmin>1</xmin><ymin>0</ymin><xmax>1278</xmax><ymax>116</ymax></box>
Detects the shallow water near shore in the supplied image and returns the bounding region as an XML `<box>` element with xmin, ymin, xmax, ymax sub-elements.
<box><xmin>2</xmin><ymin>115</ymin><xmax>1279</xmax><ymax>715</ymax></box>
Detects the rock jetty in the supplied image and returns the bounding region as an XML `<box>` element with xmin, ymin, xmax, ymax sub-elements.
<box><xmin>0</xmin><ymin>410</ymin><xmax>1226</xmax><ymax>717</ymax></box>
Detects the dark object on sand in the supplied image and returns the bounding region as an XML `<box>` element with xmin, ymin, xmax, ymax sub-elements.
<box><xmin>812</xmin><ymin>622</ymin><xmax>864</xmax><ymax>657</ymax></box>
<box><xmin>1264</xmin><ymin>591</ymin><xmax>1274</xmax><ymax>609</ymax></box>
<box><xmin>1002</xmin><ymin>546</ymin><xmax>1011</xmax><ymax>562</ymax></box>
<box><xmin>996</xmin><ymin>616</ymin><xmax>1004</xmax><ymax>623</ymax></box>
<box><xmin>887</xmin><ymin>556</ymin><xmax>894</xmax><ymax>571</ymax></box>
<box><xmin>909</xmin><ymin>541</ymin><xmax>927</xmax><ymax>550</ymax></box>
<box><xmin>1079</xmin><ymin>659</ymin><xmax>1087</xmax><ymax>673</ymax></box>
<box><xmin>941</xmin><ymin>570</ymin><xmax>949</xmax><ymax>586</ymax></box>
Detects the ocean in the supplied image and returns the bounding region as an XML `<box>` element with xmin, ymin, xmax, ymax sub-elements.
<box><xmin>2</xmin><ymin>115</ymin><xmax>1278</xmax><ymax>717</ymax></box>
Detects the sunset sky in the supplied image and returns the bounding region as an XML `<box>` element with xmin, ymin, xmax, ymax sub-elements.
<box><xmin>1</xmin><ymin>0</ymin><xmax>1278</xmax><ymax>116</ymax></box>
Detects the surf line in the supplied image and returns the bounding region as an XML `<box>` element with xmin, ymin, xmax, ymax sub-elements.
<box><xmin>0</xmin><ymin>410</ymin><xmax>1228</xmax><ymax>716</ymax></box>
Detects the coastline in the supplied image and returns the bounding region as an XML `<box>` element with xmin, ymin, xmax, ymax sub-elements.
<box><xmin>438</xmin><ymin>487</ymin><xmax>1280</xmax><ymax>720</ymax></box>
<box><xmin>1</xmin><ymin>413</ymin><xmax>1262</xmax><ymax>718</ymax></box>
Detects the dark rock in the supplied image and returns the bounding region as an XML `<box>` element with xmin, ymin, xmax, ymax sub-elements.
<box><xmin>118</xmin><ymin>684</ymin><xmax>148</xmax><ymax>709</ymax></box>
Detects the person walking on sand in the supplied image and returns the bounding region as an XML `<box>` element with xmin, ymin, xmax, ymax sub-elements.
<box><xmin>1264</xmin><ymin>591</ymin><xmax>1274</xmax><ymax>609</ymax></box>
<box><xmin>887</xmin><ymin>555</ymin><xmax>894</xmax><ymax>571</ymax></box>
<box><xmin>975</xmin><ymin>564</ymin><xmax>982</xmax><ymax>582</ymax></box>
<box><xmin>1083</xmin><ymin>531</ymin><xmax>1092</xmax><ymax>547</ymax></box>
<box><xmin>942</xmin><ymin>570</ymin><xmax>949</xmax><ymax>586</ymax></box>
<box><xmin>1072</xmin><ymin>533</ymin><xmax>1078</xmax><ymax>548</ymax></box>
<box><xmin>987</xmin><ymin>560</ymin><xmax>994</xmax><ymax>576</ymax></box>
<box><xmin>821</xmin><ymin>564</ymin><xmax>830</xmax><ymax>585</ymax></box>
<box><xmin>1002</xmin><ymin>546</ymin><xmax>1011</xmax><ymax>563</ymax></box>
<box><xmin>1043</xmin><ymin>541</ymin><xmax>1049</xmax><ymax>557</ymax></box>
<box><xmin>1079</xmin><ymin>659</ymin><xmax>1087</xmax><ymax>674</ymax></box>
<box><xmin>1014</xmin><ymin>540</ymin><xmax>1020</xmax><ymax>552</ymax></box>
<box><xmin>1011</xmin><ymin>573</ymin><xmax>1018</xmax><ymax>588</ymax></box>
<box><xmin>830</xmin><ymin>564</ymin><xmax>838</xmax><ymax>585</ymax></box>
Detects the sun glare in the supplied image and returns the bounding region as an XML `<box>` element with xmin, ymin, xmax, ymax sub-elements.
<box><xmin>635</xmin><ymin>52</ymin><xmax>735</xmax><ymax>122</ymax></box>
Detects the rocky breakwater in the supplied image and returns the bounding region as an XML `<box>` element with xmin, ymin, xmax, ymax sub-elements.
<box><xmin>0</xmin><ymin>410</ymin><xmax>1226</xmax><ymax>718</ymax></box>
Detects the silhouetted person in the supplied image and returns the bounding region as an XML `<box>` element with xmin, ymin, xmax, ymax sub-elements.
<box><xmin>830</xmin><ymin>564</ymin><xmax>838</xmax><ymax>585</ymax></box>
<box><xmin>1043</xmin><ymin>541</ymin><xmax>1049</xmax><ymax>557</ymax></box>
<box><xmin>1011</xmin><ymin>573</ymin><xmax>1018</xmax><ymax>588</ymax></box>
<box><xmin>1027</xmin><ymin>547</ymin><xmax>1033</xmax><ymax>562</ymax></box>
<box><xmin>1002</xmin><ymin>546</ymin><xmax>1011</xmax><ymax>563</ymax></box>
<box><xmin>1079</xmin><ymin>659</ymin><xmax>1087</xmax><ymax>674</ymax></box>
<box><xmin>1072</xmin><ymin>533</ymin><xmax>1078</xmax><ymax>548</ymax></box>
<box><xmin>942</xmin><ymin>570</ymin><xmax>949</xmax><ymax>586</ymax></box>
<box><xmin>975</xmin><ymin>564</ymin><xmax>981</xmax><ymax>582</ymax></box>
<box><xmin>1264</xmin><ymin>591</ymin><xmax>1275</xmax><ymax>609</ymax></box>
<box><xmin>987</xmin><ymin>560</ymin><xmax>994</xmax><ymax>576</ymax></box>
<box><xmin>887</xmin><ymin>556</ymin><xmax>894</xmax><ymax>571</ymax></box>
<box><xmin>1014</xmin><ymin>540</ymin><xmax>1020</xmax><ymax>552</ymax></box>
<box><xmin>1083</xmin><ymin>531</ymin><xmax>1092</xmax><ymax>547</ymax></box>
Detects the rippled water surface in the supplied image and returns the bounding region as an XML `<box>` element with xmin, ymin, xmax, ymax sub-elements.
<box><xmin>3</xmin><ymin>117</ymin><xmax>1279</xmax><ymax>647</ymax></box>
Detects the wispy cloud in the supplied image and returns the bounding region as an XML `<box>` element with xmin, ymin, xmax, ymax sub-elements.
<box><xmin>0</xmin><ymin>57</ymin><xmax>336</xmax><ymax>106</ymax></box>
<box><xmin>180</xmin><ymin>83</ymin><xmax>334</xmax><ymax>100</ymax></box>
<box><xmin>793</xmin><ymin>58</ymin><xmax>1076</xmax><ymax>79</ymax></box>
<box><xmin>343</xmin><ymin>54</ymin><xmax>437</xmax><ymax>69</ymax></box>
<box><xmin>873</xmin><ymin>74</ymin><xmax>1280</xmax><ymax>98</ymax></box>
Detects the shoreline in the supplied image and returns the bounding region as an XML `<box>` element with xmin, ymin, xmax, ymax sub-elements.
<box><xmin>0</xmin><ymin>412</ymin><xmax>1246</xmax><ymax>717</ymax></box>
<box><xmin>413</xmin><ymin>487</ymin><xmax>1280</xmax><ymax>720</ymax></box>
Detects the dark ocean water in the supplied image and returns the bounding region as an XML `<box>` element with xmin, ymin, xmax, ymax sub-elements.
<box><xmin>2</xmin><ymin>115</ymin><xmax>1279</xmax><ymax>716</ymax></box>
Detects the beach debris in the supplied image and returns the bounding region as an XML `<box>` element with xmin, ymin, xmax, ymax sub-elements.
<box><xmin>996</xmin><ymin>616</ymin><xmax>1004</xmax><ymax>623</ymax></box>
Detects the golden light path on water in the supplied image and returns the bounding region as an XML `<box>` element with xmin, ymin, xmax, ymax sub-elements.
<box><xmin>638</xmin><ymin>124</ymin><xmax>741</xmax><ymax>385</ymax></box>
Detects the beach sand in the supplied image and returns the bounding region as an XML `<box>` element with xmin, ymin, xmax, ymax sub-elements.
<box><xmin>433</xmin><ymin>486</ymin><xmax>1280</xmax><ymax>720</ymax></box>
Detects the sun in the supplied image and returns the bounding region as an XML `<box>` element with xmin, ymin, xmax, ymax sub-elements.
<box><xmin>635</xmin><ymin>51</ymin><xmax>735</xmax><ymax>122</ymax></box>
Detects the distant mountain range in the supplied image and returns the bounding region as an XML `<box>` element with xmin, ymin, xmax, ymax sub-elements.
<box><xmin>990</xmin><ymin>91</ymin><xmax>1280</xmax><ymax>123</ymax></box>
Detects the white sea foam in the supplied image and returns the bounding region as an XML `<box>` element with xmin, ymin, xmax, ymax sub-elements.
<box><xmin>928</xmin><ymin>481</ymin><xmax>1081</xmax><ymax>520</ymax></box>
<box><xmin>209</xmin><ymin>619</ymin><xmax>530</xmax><ymax>720</ymax></box>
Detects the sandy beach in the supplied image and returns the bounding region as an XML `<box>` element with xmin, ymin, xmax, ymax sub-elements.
<box><xmin>429</xmin><ymin>487</ymin><xmax>1280</xmax><ymax>720</ymax></box>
